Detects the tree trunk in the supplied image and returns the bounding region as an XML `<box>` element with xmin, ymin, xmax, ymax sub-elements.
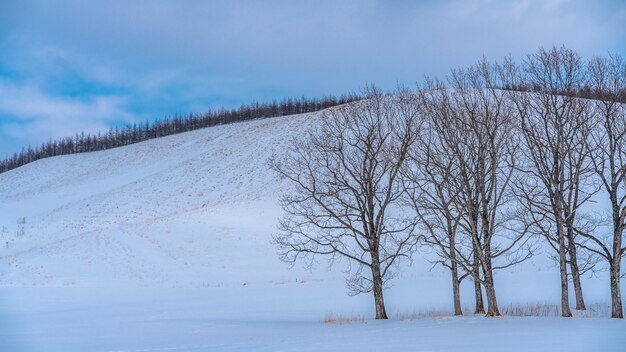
<box><xmin>484</xmin><ymin>283</ymin><xmax>500</xmax><ymax>317</ymax></box>
<box><xmin>610</xmin><ymin>207</ymin><xmax>623</xmax><ymax>319</ymax></box>
<box><xmin>558</xmin><ymin>228</ymin><xmax>573</xmax><ymax>317</ymax></box>
<box><xmin>371</xmin><ymin>260</ymin><xmax>388</xmax><ymax>320</ymax></box>
<box><xmin>610</xmin><ymin>261</ymin><xmax>623</xmax><ymax>319</ymax></box>
<box><xmin>472</xmin><ymin>253</ymin><xmax>485</xmax><ymax>314</ymax></box>
<box><xmin>567</xmin><ymin>236</ymin><xmax>586</xmax><ymax>310</ymax></box>
<box><xmin>554</xmin><ymin>186</ymin><xmax>573</xmax><ymax>318</ymax></box>
<box><xmin>450</xmin><ymin>261</ymin><xmax>463</xmax><ymax>316</ymax></box>
<box><xmin>482</xmin><ymin>257</ymin><xmax>501</xmax><ymax>317</ymax></box>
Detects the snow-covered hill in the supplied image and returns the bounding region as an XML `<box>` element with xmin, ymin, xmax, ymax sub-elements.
<box><xmin>1</xmin><ymin>110</ymin><xmax>625</xmax><ymax>352</ymax></box>
<box><xmin>0</xmin><ymin>113</ymin><xmax>321</xmax><ymax>287</ymax></box>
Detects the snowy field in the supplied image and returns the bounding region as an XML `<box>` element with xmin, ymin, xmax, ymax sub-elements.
<box><xmin>1</xmin><ymin>112</ymin><xmax>625</xmax><ymax>351</ymax></box>
<box><xmin>2</xmin><ymin>287</ymin><xmax>624</xmax><ymax>352</ymax></box>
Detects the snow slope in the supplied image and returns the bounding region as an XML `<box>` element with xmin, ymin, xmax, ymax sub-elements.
<box><xmin>0</xmin><ymin>113</ymin><xmax>321</xmax><ymax>287</ymax></box>
<box><xmin>0</xmin><ymin>111</ymin><xmax>625</xmax><ymax>351</ymax></box>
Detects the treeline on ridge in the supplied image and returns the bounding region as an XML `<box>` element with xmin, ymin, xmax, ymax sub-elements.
<box><xmin>0</xmin><ymin>94</ymin><xmax>360</xmax><ymax>174</ymax></box>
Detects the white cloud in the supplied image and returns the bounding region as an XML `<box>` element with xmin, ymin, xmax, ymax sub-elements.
<box><xmin>0</xmin><ymin>80</ymin><xmax>136</xmax><ymax>148</ymax></box>
<box><xmin>0</xmin><ymin>0</ymin><xmax>624</xmax><ymax>155</ymax></box>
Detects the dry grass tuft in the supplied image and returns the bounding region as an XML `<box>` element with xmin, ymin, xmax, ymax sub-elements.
<box><xmin>322</xmin><ymin>302</ymin><xmax>612</xmax><ymax>324</ymax></box>
<box><xmin>501</xmin><ymin>302</ymin><xmax>610</xmax><ymax>318</ymax></box>
<box><xmin>501</xmin><ymin>303</ymin><xmax>560</xmax><ymax>317</ymax></box>
<box><xmin>393</xmin><ymin>302</ymin><xmax>612</xmax><ymax>320</ymax></box>
<box><xmin>322</xmin><ymin>313</ymin><xmax>367</xmax><ymax>324</ymax></box>
<box><xmin>394</xmin><ymin>310</ymin><xmax>453</xmax><ymax>320</ymax></box>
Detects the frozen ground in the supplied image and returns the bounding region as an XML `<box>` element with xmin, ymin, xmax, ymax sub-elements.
<box><xmin>1</xmin><ymin>112</ymin><xmax>625</xmax><ymax>351</ymax></box>
<box><xmin>1</xmin><ymin>287</ymin><xmax>625</xmax><ymax>352</ymax></box>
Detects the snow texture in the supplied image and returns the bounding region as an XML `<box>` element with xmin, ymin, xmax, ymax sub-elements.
<box><xmin>0</xmin><ymin>112</ymin><xmax>624</xmax><ymax>351</ymax></box>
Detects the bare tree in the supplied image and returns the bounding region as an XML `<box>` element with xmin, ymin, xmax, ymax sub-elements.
<box><xmin>448</xmin><ymin>60</ymin><xmax>530</xmax><ymax>317</ymax></box>
<box><xmin>509</xmin><ymin>47</ymin><xmax>596</xmax><ymax>316</ymax></box>
<box><xmin>402</xmin><ymin>79</ymin><xmax>468</xmax><ymax>316</ymax></box>
<box><xmin>409</xmin><ymin>60</ymin><xmax>531</xmax><ymax>317</ymax></box>
<box><xmin>270</xmin><ymin>86</ymin><xmax>421</xmax><ymax>319</ymax></box>
<box><xmin>583</xmin><ymin>53</ymin><xmax>626</xmax><ymax>318</ymax></box>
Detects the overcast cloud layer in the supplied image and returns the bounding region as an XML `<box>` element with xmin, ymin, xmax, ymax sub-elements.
<box><xmin>1</xmin><ymin>0</ymin><xmax>625</xmax><ymax>156</ymax></box>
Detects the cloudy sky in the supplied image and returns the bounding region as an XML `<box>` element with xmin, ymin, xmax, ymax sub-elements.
<box><xmin>1</xmin><ymin>0</ymin><xmax>625</xmax><ymax>156</ymax></box>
